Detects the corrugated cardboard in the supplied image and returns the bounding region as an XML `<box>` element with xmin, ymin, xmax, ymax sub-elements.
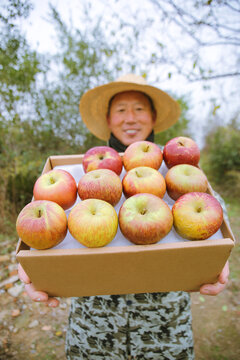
<box><xmin>16</xmin><ymin>154</ymin><xmax>235</xmax><ymax>297</ymax></box>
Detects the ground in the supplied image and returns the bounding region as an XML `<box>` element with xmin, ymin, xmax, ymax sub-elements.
<box><xmin>0</xmin><ymin>202</ymin><xmax>239</xmax><ymax>360</ymax></box>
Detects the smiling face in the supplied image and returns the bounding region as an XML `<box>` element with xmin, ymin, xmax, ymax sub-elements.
<box><xmin>107</xmin><ymin>91</ymin><xmax>156</xmax><ymax>146</ymax></box>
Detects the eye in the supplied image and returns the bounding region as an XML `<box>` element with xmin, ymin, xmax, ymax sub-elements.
<box><xmin>136</xmin><ymin>107</ymin><xmax>144</xmax><ymax>111</ymax></box>
<box><xmin>117</xmin><ymin>108</ymin><xmax>125</xmax><ymax>113</ymax></box>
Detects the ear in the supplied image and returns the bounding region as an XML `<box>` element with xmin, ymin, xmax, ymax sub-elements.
<box><xmin>152</xmin><ymin>110</ymin><xmax>157</xmax><ymax>124</ymax></box>
<box><xmin>106</xmin><ymin>114</ymin><xmax>110</xmax><ymax>126</ymax></box>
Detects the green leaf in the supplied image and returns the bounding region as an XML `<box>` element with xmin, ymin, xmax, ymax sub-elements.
<box><xmin>222</xmin><ymin>305</ymin><xmax>228</xmax><ymax>312</ymax></box>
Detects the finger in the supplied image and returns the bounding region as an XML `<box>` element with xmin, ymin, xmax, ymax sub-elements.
<box><xmin>18</xmin><ymin>263</ymin><xmax>31</xmax><ymax>284</ymax></box>
<box><xmin>25</xmin><ymin>283</ymin><xmax>49</xmax><ymax>302</ymax></box>
<box><xmin>200</xmin><ymin>281</ymin><xmax>227</xmax><ymax>296</ymax></box>
<box><xmin>45</xmin><ymin>297</ymin><xmax>60</xmax><ymax>307</ymax></box>
<box><xmin>219</xmin><ymin>261</ymin><xmax>229</xmax><ymax>284</ymax></box>
<box><xmin>25</xmin><ymin>283</ymin><xmax>60</xmax><ymax>307</ymax></box>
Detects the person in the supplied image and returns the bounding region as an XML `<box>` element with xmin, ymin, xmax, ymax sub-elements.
<box><xmin>18</xmin><ymin>74</ymin><xmax>230</xmax><ymax>359</ymax></box>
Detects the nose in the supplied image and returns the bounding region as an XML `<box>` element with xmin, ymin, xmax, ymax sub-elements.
<box><xmin>125</xmin><ymin>109</ymin><xmax>136</xmax><ymax>123</ymax></box>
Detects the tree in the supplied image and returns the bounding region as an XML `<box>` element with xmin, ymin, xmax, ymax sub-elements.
<box><xmin>95</xmin><ymin>0</ymin><xmax>239</xmax><ymax>145</ymax></box>
<box><xmin>0</xmin><ymin>0</ymin><xmax>44</xmax><ymax>221</ymax></box>
<box><xmin>155</xmin><ymin>96</ymin><xmax>191</xmax><ymax>145</ymax></box>
<box><xmin>33</xmin><ymin>2</ymin><xmax>163</xmax><ymax>151</ymax></box>
<box><xmin>204</xmin><ymin>119</ymin><xmax>240</xmax><ymax>177</ymax></box>
<box><xmin>148</xmin><ymin>0</ymin><xmax>240</xmax><ymax>82</ymax></box>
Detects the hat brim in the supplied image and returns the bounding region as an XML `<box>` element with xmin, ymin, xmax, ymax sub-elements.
<box><xmin>79</xmin><ymin>81</ymin><xmax>181</xmax><ymax>141</ymax></box>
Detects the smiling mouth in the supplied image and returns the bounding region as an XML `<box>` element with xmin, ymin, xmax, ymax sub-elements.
<box><xmin>125</xmin><ymin>129</ymin><xmax>139</xmax><ymax>134</ymax></box>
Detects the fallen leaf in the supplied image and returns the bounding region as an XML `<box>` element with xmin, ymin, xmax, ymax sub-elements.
<box><xmin>42</xmin><ymin>325</ymin><xmax>52</xmax><ymax>331</ymax></box>
<box><xmin>199</xmin><ymin>296</ymin><xmax>205</xmax><ymax>302</ymax></box>
<box><xmin>0</xmin><ymin>255</ymin><xmax>10</xmax><ymax>262</ymax></box>
<box><xmin>222</xmin><ymin>305</ymin><xmax>228</xmax><ymax>312</ymax></box>
<box><xmin>55</xmin><ymin>331</ymin><xmax>62</xmax><ymax>337</ymax></box>
<box><xmin>9</xmin><ymin>269</ymin><xmax>18</xmax><ymax>276</ymax></box>
<box><xmin>5</xmin><ymin>283</ymin><xmax>13</xmax><ymax>290</ymax></box>
<box><xmin>12</xmin><ymin>309</ymin><xmax>20</xmax><ymax>317</ymax></box>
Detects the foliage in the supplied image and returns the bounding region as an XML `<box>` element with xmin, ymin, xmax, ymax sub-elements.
<box><xmin>155</xmin><ymin>96</ymin><xmax>191</xmax><ymax>146</ymax></box>
<box><xmin>0</xmin><ymin>0</ymin><xmax>160</xmax><ymax>224</ymax></box>
<box><xmin>201</xmin><ymin>119</ymin><xmax>240</xmax><ymax>199</ymax></box>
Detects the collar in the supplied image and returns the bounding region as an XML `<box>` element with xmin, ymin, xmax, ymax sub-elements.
<box><xmin>108</xmin><ymin>131</ymin><xmax>155</xmax><ymax>152</ymax></box>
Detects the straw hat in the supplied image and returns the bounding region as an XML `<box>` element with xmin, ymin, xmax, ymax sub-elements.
<box><xmin>79</xmin><ymin>74</ymin><xmax>181</xmax><ymax>141</ymax></box>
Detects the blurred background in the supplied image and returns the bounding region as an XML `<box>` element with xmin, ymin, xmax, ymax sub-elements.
<box><xmin>0</xmin><ymin>0</ymin><xmax>239</xmax><ymax>359</ymax></box>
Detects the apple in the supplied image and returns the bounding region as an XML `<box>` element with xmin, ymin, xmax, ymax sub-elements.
<box><xmin>172</xmin><ymin>192</ymin><xmax>223</xmax><ymax>240</ymax></box>
<box><xmin>68</xmin><ymin>199</ymin><xmax>118</xmax><ymax>248</ymax></box>
<box><xmin>165</xmin><ymin>164</ymin><xmax>208</xmax><ymax>200</ymax></box>
<box><xmin>16</xmin><ymin>200</ymin><xmax>68</xmax><ymax>250</ymax></box>
<box><xmin>122</xmin><ymin>166</ymin><xmax>166</xmax><ymax>199</ymax></box>
<box><xmin>33</xmin><ymin>169</ymin><xmax>77</xmax><ymax>210</ymax></box>
<box><xmin>119</xmin><ymin>193</ymin><xmax>173</xmax><ymax>245</ymax></box>
<box><xmin>78</xmin><ymin>168</ymin><xmax>122</xmax><ymax>206</ymax></box>
<box><xmin>163</xmin><ymin>136</ymin><xmax>200</xmax><ymax>168</ymax></box>
<box><xmin>123</xmin><ymin>140</ymin><xmax>163</xmax><ymax>171</ymax></box>
<box><xmin>82</xmin><ymin>146</ymin><xmax>122</xmax><ymax>175</ymax></box>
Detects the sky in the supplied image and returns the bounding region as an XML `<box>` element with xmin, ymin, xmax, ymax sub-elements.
<box><xmin>19</xmin><ymin>0</ymin><xmax>79</xmax><ymax>54</ymax></box>
<box><xmin>14</xmin><ymin>0</ymin><xmax>240</xmax><ymax>147</ymax></box>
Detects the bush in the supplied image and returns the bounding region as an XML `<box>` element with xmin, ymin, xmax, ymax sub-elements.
<box><xmin>6</xmin><ymin>159</ymin><xmax>44</xmax><ymax>214</ymax></box>
<box><xmin>202</xmin><ymin>122</ymin><xmax>240</xmax><ymax>198</ymax></box>
<box><xmin>205</xmin><ymin>124</ymin><xmax>240</xmax><ymax>180</ymax></box>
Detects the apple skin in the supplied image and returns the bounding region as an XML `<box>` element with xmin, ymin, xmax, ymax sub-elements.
<box><xmin>122</xmin><ymin>166</ymin><xmax>166</xmax><ymax>199</ymax></box>
<box><xmin>78</xmin><ymin>168</ymin><xmax>122</xmax><ymax>206</ymax></box>
<box><xmin>33</xmin><ymin>169</ymin><xmax>77</xmax><ymax>210</ymax></box>
<box><xmin>68</xmin><ymin>199</ymin><xmax>118</xmax><ymax>248</ymax></box>
<box><xmin>163</xmin><ymin>136</ymin><xmax>200</xmax><ymax>169</ymax></box>
<box><xmin>172</xmin><ymin>192</ymin><xmax>223</xmax><ymax>240</ymax></box>
<box><xmin>82</xmin><ymin>146</ymin><xmax>123</xmax><ymax>175</ymax></box>
<box><xmin>123</xmin><ymin>141</ymin><xmax>163</xmax><ymax>171</ymax></box>
<box><xmin>119</xmin><ymin>193</ymin><xmax>173</xmax><ymax>245</ymax></box>
<box><xmin>165</xmin><ymin>164</ymin><xmax>208</xmax><ymax>200</ymax></box>
<box><xmin>16</xmin><ymin>200</ymin><xmax>68</xmax><ymax>250</ymax></box>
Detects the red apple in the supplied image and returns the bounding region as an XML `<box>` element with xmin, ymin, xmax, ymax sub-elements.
<box><xmin>123</xmin><ymin>141</ymin><xmax>163</xmax><ymax>171</ymax></box>
<box><xmin>172</xmin><ymin>192</ymin><xmax>223</xmax><ymax>240</ymax></box>
<box><xmin>78</xmin><ymin>168</ymin><xmax>122</xmax><ymax>206</ymax></box>
<box><xmin>122</xmin><ymin>166</ymin><xmax>166</xmax><ymax>199</ymax></box>
<box><xmin>33</xmin><ymin>169</ymin><xmax>77</xmax><ymax>210</ymax></box>
<box><xmin>165</xmin><ymin>164</ymin><xmax>208</xmax><ymax>200</ymax></box>
<box><xmin>119</xmin><ymin>193</ymin><xmax>173</xmax><ymax>245</ymax></box>
<box><xmin>163</xmin><ymin>136</ymin><xmax>200</xmax><ymax>168</ymax></box>
<box><xmin>68</xmin><ymin>199</ymin><xmax>118</xmax><ymax>248</ymax></box>
<box><xmin>16</xmin><ymin>200</ymin><xmax>68</xmax><ymax>249</ymax></box>
<box><xmin>82</xmin><ymin>146</ymin><xmax>122</xmax><ymax>175</ymax></box>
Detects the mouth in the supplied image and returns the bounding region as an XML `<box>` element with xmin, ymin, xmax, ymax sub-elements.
<box><xmin>124</xmin><ymin>129</ymin><xmax>139</xmax><ymax>135</ymax></box>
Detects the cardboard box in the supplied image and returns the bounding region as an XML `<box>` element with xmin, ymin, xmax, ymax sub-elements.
<box><xmin>16</xmin><ymin>154</ymin><xmax>235</xmax><ymax>297</ymax></box>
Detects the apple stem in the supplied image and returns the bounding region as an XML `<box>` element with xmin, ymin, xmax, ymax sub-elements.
<box><xmin>143</xmin><ymin>145</ymin><xmax>149</xmax><ymax>152</ymax></box>
<box><xmin>135</xmin><ymin>170</ymin><xmax>141</xmax><ymax>178</ymax></box>
<box><xmin>50</xmin><ymin>177</ymin><xmax>55</xmax><ymax>184</ymax></box>
<box><xmin>140</xmin><ymin>208</ymin><xmax>147</xmax><ymax>215</ymax></box>
<box><xmin>178</xmin><ymin>141</ymin><xmax>185</xmax><ymax>146</ymax></box>
<box><xmin>38</xmin><ymin>209</ymin><xmax>42</xmax><ymax>218</ymax></box>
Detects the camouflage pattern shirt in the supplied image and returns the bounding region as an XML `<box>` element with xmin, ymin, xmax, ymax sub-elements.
<box><xmin>66</xmin><ymin>291</ymin><xmax>194</xmax><ymax>359</ymax></box>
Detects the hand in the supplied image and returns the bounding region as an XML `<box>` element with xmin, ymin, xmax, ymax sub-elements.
<box><xmin>18</xmin><ymin>263</ymin><xmax>60</xmax><ymax>307</ymax></box>
<box><xmin>200</xmin><ymin>261</ymin><xmax>229</xmax><ymax>296</ymax></box>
